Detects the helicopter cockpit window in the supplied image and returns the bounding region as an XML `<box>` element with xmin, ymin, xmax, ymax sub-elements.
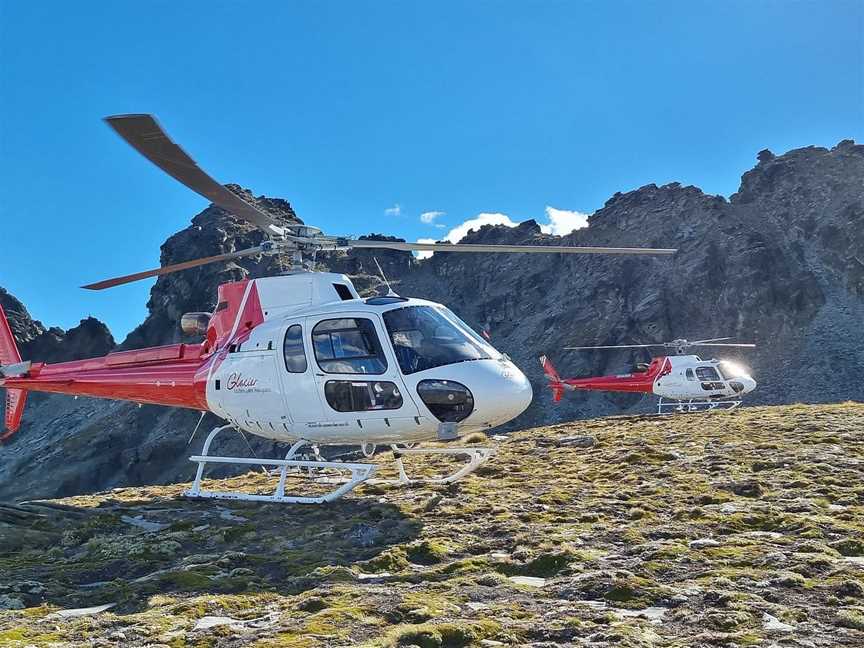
<box><xmin>283</xmin><ymin>324</ymin><xmax>307</xmax><ymax>373</ymax></box>
<box><xmin>695</xmin><ymin>366</ymin><xmax>721</xmax><ymax>381</ymax></box>
<box><xmin>324</xmin><ymin>381</ymin><xmax>403</xmax><ymax>412</ymax></box>
<box><xmin>312</xmin><ymin>318</ymin><xmax>387</xmax><ymax>374</ymax></box>
<box><xmin>383</xmin><ymin>306</ymin><xmax>491</xmax><ymax>375</ymax></box>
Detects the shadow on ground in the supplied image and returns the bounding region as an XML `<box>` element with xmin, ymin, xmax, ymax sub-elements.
<box><xmin>0</xmin><ymin>475</ymin><xmax>421</xmax><ymax>614</ymax></box>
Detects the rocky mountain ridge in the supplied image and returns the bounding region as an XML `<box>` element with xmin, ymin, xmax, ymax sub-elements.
<box><xmin>0</xmin><ymin>140</ymin><xmax>862</xmax><ymax>500</ymax></box>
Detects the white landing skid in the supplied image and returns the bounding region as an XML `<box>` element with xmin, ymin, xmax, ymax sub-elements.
<box><xmin>184</xmin><ymin>426</ymin><xmax>376</xmax><ymax>504</ymax></box>
<box><xmin>656</xmin><ymin>398</ymin><xmax>742</xmax><ymax>415</ymax></box>
<box><xmin>386</xmin><ymin>445</ymin><xmax>495</xmax><ymax>485</ymax></box>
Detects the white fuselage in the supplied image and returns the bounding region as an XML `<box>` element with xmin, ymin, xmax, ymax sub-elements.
<box><xmin>652</xmin><ymin>355</ymin><xmax>757</xmax><ymax>401</ymax></box>
<box><xmin>204</xmin><ymin>274</ymin><xmax>533</xmax><ymax>445</ymax></box>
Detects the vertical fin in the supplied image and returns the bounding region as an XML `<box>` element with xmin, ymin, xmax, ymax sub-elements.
<box><xmin>539</xmin><ymin>355</ymin><xmax>565</xmax><ymax>402</ymax></box>
<box><xmin>1</xmin><ymin>390</ymin><xmax>27</xmax><ymax>441</ymax></box>
<box><xmin>0</xmin><ymin>302</ymin><xmax>28</xmax><ymax>441</ymax></box>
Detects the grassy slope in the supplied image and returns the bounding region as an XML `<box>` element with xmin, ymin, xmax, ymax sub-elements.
<box><xmin>1</xmin><ymin>403</ymin><xmax>863</xmax><ymax>647</ymax></box>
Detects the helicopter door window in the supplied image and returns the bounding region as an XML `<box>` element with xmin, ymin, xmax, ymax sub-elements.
<box><xmin>695</xmin><ymin>366</ymin><xmax>721</xmax><ymax>381</ymax></box>
<box><xmin>283</xmin><ymin>324</ymin><xmax>307</xmax><ymax>373</ymax></box>
<box><xmin>312</xmin><ymin>318</ymin><xmax>387</xmax><ymax>374</ymax></box>
<box><xmin>324</xmin><ymin>381</ymin><xmax>403</xmax><ymax>412</ymax></box>
<box><xmin>685</xmin><ymin>368</ymin><xmax>695</xmax><ymax>381</ymax></box>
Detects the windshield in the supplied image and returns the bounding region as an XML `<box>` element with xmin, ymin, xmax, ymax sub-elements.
<box><xmin>718</xmin><ymin>361</ymin><xmax>748</xmax><ymax>380</ymax></box>
<box><xmin>437</xmin><ymin>308</ymin><xmax>501</xmax><ymax>358</ymax></box>
<box><xmin>383</xmin><ymin>306</ymin><xmax>492</xmax><ymax>374</ymax></box>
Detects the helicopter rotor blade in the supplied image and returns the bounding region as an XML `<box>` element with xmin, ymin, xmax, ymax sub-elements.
<box><xmin>104</xmin><ymin>114</ymin><xmax>286</xmax><ymax>238</ymax></box>
<box><xmin>564</xmin><ymin>344</ymin><xmax>663</xmax><ymax>350</ymax></box>
<box><xmin>690</xmin><ymin>337</ymin><xmax>733</xmax><ymax>344</ymax></box>
<box><xmin>346</xmin><ymin>240</ymin><xmax>677</xmax><ymax>255</ymax></box>
<box><xmin>564</xmin><ymin>339</ymin><xmax>756</xmax><ymax>351</ymax></box>
<box><xmin>81</xmin><ymin>246</ymin><xmax>265</xmax><ymax>290</ymax></box>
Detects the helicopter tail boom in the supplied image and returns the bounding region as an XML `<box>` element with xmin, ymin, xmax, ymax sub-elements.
<box><xmin>539</xmin><ymin>355</ymin><xmax>669</xmax><ymax>401</ymax></box>
<box><xmin>0</xmin><ymin>343</ymin><xmax>211</xmax><ymax>423</ymax></box>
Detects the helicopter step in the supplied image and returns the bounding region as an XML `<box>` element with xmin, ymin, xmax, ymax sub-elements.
<box><xmin>385</xmin><ymin>445</ymin><xmax>495</xmax><ymax>485</ymax></box>
<box><xmin>184</xmin><ymin>426</ymin><xmax>376</xmax><ymax>504</ymax></box>
<box><xmin>656</xmin><ymin>398</ymin><xmax>742</xmax><ymax>415</ymax></box>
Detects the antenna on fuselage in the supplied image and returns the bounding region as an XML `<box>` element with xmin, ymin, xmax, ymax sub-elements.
<box><xmin>373</xmin><ymin>257</ymin><xmax>399</xmax><ymax>297</ymax></box>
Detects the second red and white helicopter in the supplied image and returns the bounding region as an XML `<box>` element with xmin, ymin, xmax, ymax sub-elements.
<box><xmin>541</xmin><ymin>338</ymin><xmax>757</xmax><ymax>414</ymax></box>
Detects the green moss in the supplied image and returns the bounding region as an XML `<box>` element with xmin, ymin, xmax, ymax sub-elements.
<box><xmin>832</xmin><ymin>538</ymin><xmax>864</xmax><ymax>557</ymax></box>
<box><xmin>397</xmin><ymin>591</ymin><xmax>459</xmax><ymax>622</ymax></box>
<box><xmin>20</xmin><ymin>605</ymin><xmax>53</xmax><ymax>619</ymax></box>
<box><xmin>0</xmin><ymin>629</ymin><xmax>64</xmax><ymax>646</ymax></box>
<box><xmin>406</xmin><ymin>540</ymin><xmax>450</xmax><ymax>565</ymax></box>
<box><xmin>0</xmin><ymin>630</ymin><xmax>25</xmax><ymax>642</ymax></box>
<box><xmin>375</xmin><ymin>620</ymin><xmax>501</xmax><ymax>647</ymax></box>
<box><xmin>296</xmin><ymin>596</ymin><xmax>328</xmax><ymax>612</ymax></box>
<box><xmin>158</xmin><ymin>569</ymin><xmax>213</xmax><ymax>590</ymax></box>
<box><xmin>222</xmin><ymin>523</ymin><xmax>256</xmax><ymax>542</ymax></box>
<box><xmin>520</xmin><ymin>549</ymin><xmax>577</xmax><ymax>578</ymax></box>
<box><xmin>360</xmin><ymin>547</ymin><xmax>409</xmax><ymax>573</ymax></box>
<box><xmin>836</xmin><ymin>609</ymin><xmax>864</xmax><ymax>630</ymax></box>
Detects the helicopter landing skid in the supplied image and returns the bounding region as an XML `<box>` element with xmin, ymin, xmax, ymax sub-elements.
<box><xmin>184</xmin><ymin>425</ymin><xmax>376</xmax><ymax>504</ymax></box>
<box><xmin>384</xmin><ymin>445</ymin><xmax>495</xmax><ymax>485</ymax></box>
<box><xmin>656</xmin><ymin>398</ymin><xmax>742</xmax><ymax>415</ymax></box>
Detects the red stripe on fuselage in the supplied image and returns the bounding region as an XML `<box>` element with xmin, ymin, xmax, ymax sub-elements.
<box><xmin>0</xmin><ymin>281</ymin><xmax>268</xmax><ymax>412</ymax></box>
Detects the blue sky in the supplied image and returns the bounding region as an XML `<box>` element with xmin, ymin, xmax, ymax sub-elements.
<box><xmin>1</xmin><ymin>0</ymin><xmax>861</xmax><ymax>341</ymax></box>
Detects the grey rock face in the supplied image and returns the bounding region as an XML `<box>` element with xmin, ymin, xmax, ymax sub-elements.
<box><xmin>0</xmin><ymin>289</ymin><xmax>115</xmax><ymax>363</ymax></box>
<box><xmin>1</xmin><ymin>141</ymin><xmax>862</xmax><ymax>500</ymax></box>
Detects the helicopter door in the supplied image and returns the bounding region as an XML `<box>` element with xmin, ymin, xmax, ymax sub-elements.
<box><xmin>276</xmin><ymin>322</ymin><xmax>325</xmax><ymax>430</ymax></box>
<box><xmin>310</xmin><ymin>314</ymin><xmax>419</xmax><ymax>441</ymax></box>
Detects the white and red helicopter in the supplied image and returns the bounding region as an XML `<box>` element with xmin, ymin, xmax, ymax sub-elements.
<box><xmin>0</xmin><ymin>114</ymin><xmax>677</xmax><ymax>504</ymax></box>
<box><xmin>540</xmin><ymin>338</ymin><xmax>757</xmax><ymax>414</ymax></box>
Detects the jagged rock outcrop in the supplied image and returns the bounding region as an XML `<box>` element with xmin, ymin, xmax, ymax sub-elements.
<box><xmin>0</xmin><ymin>289</ymin><xmax>115</xmax><ymax>363</ymax></box>
<box><xmin>1</xmin><ymin>141</ymin><xmax>862</xmax><ymax>500</ymax></box>
<box><xmin>122</xmin><ymin>186</ymin><xmax>302</xmax><ymax>349</ymax></box>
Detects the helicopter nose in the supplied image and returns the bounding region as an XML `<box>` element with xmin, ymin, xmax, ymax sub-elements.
<box><xmin>466</xmin><ymin>360</ymin><xmax>533</xmax><ymax>427</ymax></box>
<box><xmin>414</xmin><ymin>360</ymin><xmax>533</xmax><ymax>431</ymax></box>
<box><xmin>730</xmin><ymin>376</ymin><xmax>757</xmax><ymax>394</ymax></box>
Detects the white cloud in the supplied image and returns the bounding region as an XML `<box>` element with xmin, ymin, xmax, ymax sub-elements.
<box><xmin>443</xmin><ymin>212</ymin><xmax>519</xmax><ymax>244</ymax></box>
<box><xmin>414</xmin><ymin>207</ymin><xmax>590</xmax><ymax>259</ymax></box>
<box><xmin>384</xmin><ymin>203</ymin><xmax>401</xmax><ymax>217</ymax></box>
<box><xmin>414</xmin><ymin>238</ymin><xmax>438</xmax><ymax>260</ymax></box>
<box><xmin>420</xmin><ymin>210</ymin><xmax>445</xmax><ymax>225</ymax></box>
<box><xmin>539</xmin><ymin>206</ymin><xmax>589</xmax><ymax>235</ymax></box>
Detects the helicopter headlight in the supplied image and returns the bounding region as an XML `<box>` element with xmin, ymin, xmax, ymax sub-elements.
<box><xmin>416</xmin><ymin>380</ymin><xmax>474</xmax><ymax>423</ymax></box>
